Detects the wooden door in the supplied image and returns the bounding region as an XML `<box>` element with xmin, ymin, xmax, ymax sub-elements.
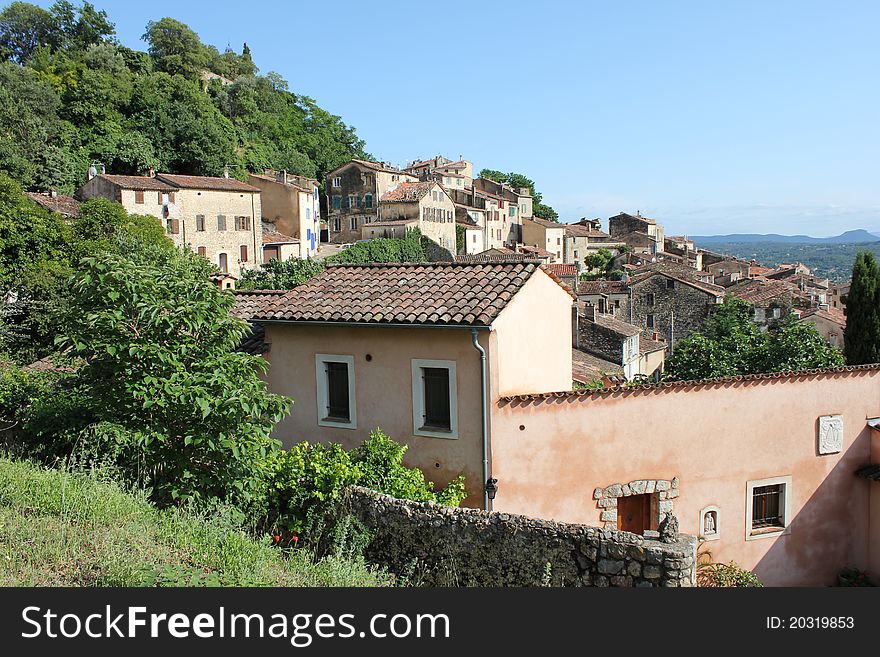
<box><xmin>618</xmin><ymin>493</ymin><xmax>652</xmax><ymax>534</ymax></box>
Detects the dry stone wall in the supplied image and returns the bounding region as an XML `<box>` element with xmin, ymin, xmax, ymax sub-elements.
<box><xmin>344</xmin><ymin>486</ymin><xmax>696</xmax><ymax>587</ymax></box>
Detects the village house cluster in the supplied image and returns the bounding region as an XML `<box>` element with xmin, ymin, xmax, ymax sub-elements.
<box><xmin>28</xmin><ymin>153</ymin><xmax>872</xmax><ymax>588</ymax></box>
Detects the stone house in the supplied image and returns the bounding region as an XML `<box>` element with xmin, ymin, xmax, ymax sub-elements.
<box><xmin>577</xmin><ymin>279</ymin><xmax>630</xmax><ymax>317</ymax></box>
<box><xmin>727</xmin><ymin>278</ymin><xmax>800</xmax><ymax>328</ymax></box>
<box><xmin>627</xmin><ymin>268</ymin><xmax>725</xmax><ymax>345</ymax></box>
<box><xmin>248</xmin><ymin>171</ymin><xmax>320</xmax><ymax>259</ymax></box>
<box><xmin>325</xmin><ymin>159</ymin><xmax>417</xmax><ymax>243</ymax></box>
<box><xmin>77</xmin><ymin>171</ymin><xmax>262</xmax><ymax>280</ymax></box>
<box><xmin>27</xmin><ymin>190</ymin><xmax>81</xmax><ymax>219</ymax></box>
<box><xmin>830</xmin><ymin>281</ymin><xmax>850</xmax><ymax>310</ymax></box>
<box><xmin>608</xmin><ymin>212</ymin><xmax>665</xmax><ymax>254</ymax></box>
<box><xmin>562</xmin><ymin>220</ymin><xmax>622</xmax><ymax>272</ymax></box>
<box><xmin>797</xmin><ymin>306</ymin><xmax>846</xmax><ymax>349</ymax></box>
<box><xmin>373</xmin><ymin>181</ymin><xmax>457</xmax><ymax>253</ymax></box>
<box><xmin>262</xmin><ymin>230</ymin><xmax>301</xmax><ymax>263</ymax></box>
<box><xmin>473</xmin><ymin>177</ymin><xmax>531</xmax><ymax>245</ymax></box>
<box><xmin>237</xmin><ymin>260</ymin><xmax>880</xmax><ymax>586</ymax></box>
<box><xmin>577</xmin><ymin>305</ymin><xmax>666</xmax><ymax>380</ymax></box>
<box><xmin>522</xmin><ymin>217</ymin><xmax>565</xmax><ymax>263</ymax></box>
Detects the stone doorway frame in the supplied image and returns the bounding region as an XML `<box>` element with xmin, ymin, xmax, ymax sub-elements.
<box><xmin>593</xmin><ymin>477</ymin><xmax>679</xmax><ymax>531</ymax></box>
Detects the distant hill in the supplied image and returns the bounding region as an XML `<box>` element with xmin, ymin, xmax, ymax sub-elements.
<box><xmin>692</xmin><ymin>229</ymin><xmax>880</xmax><ymax>245</ymax></box>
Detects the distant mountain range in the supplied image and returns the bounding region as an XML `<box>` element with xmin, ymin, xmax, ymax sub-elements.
<box><xmin>691</xmin><ymin>229</ymin><xmax>880</xmax><ymax>245</ymax></box>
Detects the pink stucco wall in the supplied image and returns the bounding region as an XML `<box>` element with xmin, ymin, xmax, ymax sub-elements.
<box><xmin>489</xmin><ymin>369</ymin><xmax>880</xmax><ymax>586</ymax></box>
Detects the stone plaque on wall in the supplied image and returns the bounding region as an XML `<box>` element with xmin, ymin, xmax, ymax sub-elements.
<box><xmin>818</xmin><ymin>415</ymin><xmax>843</xmax><ymax>455</ymax></box>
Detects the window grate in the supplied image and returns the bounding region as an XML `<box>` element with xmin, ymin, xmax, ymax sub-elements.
<box><xmin>752</xmin><ymin>484</ymin><xmax>783</xmax><ymax>529</ymax></box>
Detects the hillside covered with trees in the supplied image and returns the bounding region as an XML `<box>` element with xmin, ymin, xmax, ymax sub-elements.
<box><xmin>0</xmin><ymin>1</ymin><xmax>370</xmax><ymax>194</ymax></box>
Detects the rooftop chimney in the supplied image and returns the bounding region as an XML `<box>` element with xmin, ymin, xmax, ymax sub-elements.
<box><xmin>148</xmin><ymin>167</ymin><xmax>155</xmax><ymax>178</ymax></box>
<box><xmin>583</xmin><ymin>303</ymin><xmax>597</xmax><ymax>322</ymax></box>
<box><xmin>223</xmin><ymin>165</ymin><xmax>229</xmax><ymax>179</ymax></box>
<box><xmin>49</xmin><ymin>188</ymin><xmax>57</xmax><ymax>198</ymax></box>
<box><xmin>87</xmin><ymin>164</ymin><xmax>98</xmax><ymax>180</ymax></box>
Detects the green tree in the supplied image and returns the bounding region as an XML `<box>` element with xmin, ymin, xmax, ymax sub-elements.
<box><xmin>667</xmin><ymin>296</ymin><xmax>844</xmax><ymax>380</ymax></box>
<box><xmin>0</xmin><ymin>2</ymin><xmax>58</xmax><ymax>63</ymax></box>
<box><xmin>142</xmin><ymin>17</ymin><xmax>208</xmax><ymax>79</ymax></box>
<box><xmin>59</xmin><ymin>244</ymin><xmax>291</xmax><ymax>507</ymax></box>
<box><xmin>843</xmin><ymin>251</ymin><xmax>880</xmax><ymax>364</ymax></box>
<box><xmin>238</xmin><ymin>257</ymin><xmax>325</xmax><ymax>290</ymax></box>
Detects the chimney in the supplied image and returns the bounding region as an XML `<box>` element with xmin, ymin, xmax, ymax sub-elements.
<box><xmin>49</xmin><ymin>188</ymin><xmax>57</xmax><ymax>198</ymax></box>
<box><xmin>583</xmin><ymin>303</ymin><xmax>597</xmax><ymax>322</ymax></box>
<box><xmin>148</xmin><ymin>167</ymin><xmax>155</xmax><ymax>178</ymax></box>
<box><xmin>87</xmin><ymin>164</ymin><xmax>97</xmax><ymax>180</ymax></box>
<box><xmin>100</xmin><ymin>164</ymin><xmax>105</xmax><ymax>174</ymax></box>
<box><xmin>282</xmin><ymin>169</ymin><xmax>288</xmax><ymax>185</ymax></box>
<box><xmin>223</xmin><ymin>165</ymin><xmax>229</xmax><ymax>179</ymax></box>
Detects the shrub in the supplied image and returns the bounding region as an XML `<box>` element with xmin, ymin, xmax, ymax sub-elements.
<box><xmin>697</xmin><ymin>561</ymin><xmax>763</xmax><ymax>587</ymax></box>
<box><xmin>262</xmin><ymin>429</ymin><xmax>466</xmax><ymax>549</ymax></box>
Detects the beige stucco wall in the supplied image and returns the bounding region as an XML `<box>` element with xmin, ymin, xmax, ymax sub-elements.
<box><xmin>249</xmin><ymin>176</ymin><xmax>319</xmax><ymax>259</ymax></box>
<box><xmin>262</xmin><ymin>323</ymin><xmax>489</xmax><ymax>506</ymax></box>
<box><xmin>490</xmin><ymin>271</ymin><xmax>574</xmax><ymax>397</ymax></box>
<box><xmin>175</xmin><ymin>189</ymin><xmax>261</xmax><ymax>278</ymax></box>
<box><xmin>801</xmin><ymin>315</ymin><xmax>845</xmax><ymax>349</ymax></box>
<box><xmin>78</xmin><ymin>177</ymin><xmax>261</xmax><ymax>278</ymax></box>
<box><xmin>869</xmin><ymin>430</ymin><xmax>880</xmax><ymax>576</ymax></box>
<box><xmin>523</xmin><ymin>219</ymin><xmax>564</xmax><ymax>262</ymax></box>
<box><xmin>490</xmin><ymin>370</ymin><xmax>880</xmax><ymax>586</ymax></box>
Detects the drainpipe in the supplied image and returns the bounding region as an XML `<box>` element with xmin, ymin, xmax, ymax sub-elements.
<box><xmin>471</xmin><ymin>328</ymin><xmax>490</xmax><ymax>512</ymax></box>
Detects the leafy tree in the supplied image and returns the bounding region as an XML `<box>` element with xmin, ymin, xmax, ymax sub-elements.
<box><xmin>238</xmin><ymin>257</ymin><xmax>325</xmax><ymax>290</ymax></box>
<box><xmin>325</xmin><ymin>229</ymin><xmax>427</xmax><ymax>264</ymax></box>
<box><xmin>843</xmin><ymin>251</ymin><xmax>880</xmax><ymax>365</ymax></box>
<box><xmin>142</xmin><ymin>17</ymin><xmax>208</xmax><ymax>79</ymax></box>
<box><xmin>667</xmin><ymin>296</ymin><xmax>844</xmax><ymax>380</ymax></box>
<box><xmin>0</xmin><ymin>1</ymin><xmax>57</xmax><ymax>63</ymax></box>
<box><xmin>58</xmin><ymin>244</ymin><xmax>291</xmax><ymax>507</ymax></box>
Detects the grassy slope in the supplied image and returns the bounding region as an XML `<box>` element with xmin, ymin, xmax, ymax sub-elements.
<box><xmin>0</xmin><ymin>458</ymin><xmax>389</xmax><ymax>587</ymax></box>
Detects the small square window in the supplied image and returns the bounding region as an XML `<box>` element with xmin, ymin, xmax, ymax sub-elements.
<box><xmin>745</xmin><ymin>475</ymin><xmax>792</xmax><ymax>539</ymax></box>
<box><xmin>647</xmin><ymin>293</ymin><xmax>655</xmax><ymax>306</ymax></box>
<box><xmin>196</xmin><ymin>214</ymin><xmax>205</xmax><ymax>232</ymax></box>
<box><xmin>666</xmin><ymin>278</ymin><xmax>675</xmax><ymax>290</ymax></box>
<box><xmin>135</xmin><ymin>190</ymin><xmax>144</xmax><ymax>204</ymax></box>
<box><xmin>332</xmin><ymin>177</ymin><xmax>342</xmax><ymax>187</ymax></box>
<box><xmin>217</xmin><ymin>215</ymin><xmax>227</xmax><ymax>231</ymax></box>
<box><xmin>646</xmin><ymin>314</ymin><xmax>655</xmax><ymax>328</ymax></box>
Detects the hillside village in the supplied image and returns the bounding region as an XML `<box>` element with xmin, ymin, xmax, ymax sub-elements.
<box><xmin>2</xmin><ymin>3</ymin><xmax>880</xmax><ymax>591</ymax></box>
<box><xmin>17</xmin><ymin>151</ymin><xmax>877</xmax><ymax>588</ymax></box>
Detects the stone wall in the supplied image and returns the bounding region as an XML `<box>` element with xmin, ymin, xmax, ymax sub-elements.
<box><xmin>630</xmin><ymin>274</ymin><xmax>718</xmax><ymax>344</ymax></box>
<box><xmin>343</xmin><ymin>486</ymin><xmax>697</xmax><ymax>587</ymax></box>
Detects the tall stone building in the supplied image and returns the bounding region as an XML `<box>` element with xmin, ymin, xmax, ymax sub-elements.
<box><xmin>609</xmin><ymin>212</ymin><xmax>665</xmax><ymax>254</ymax></box>
<box><xmin>77</xmin><ymin>171</ymin><xmax>262</xmax><ymax>283</ymax></box>
<box><xmin>248</xmin><ymin>170</ymin><xmax>320</xmax><ymax>259</ymax></box>
<box><xmin>324</xmin><ymin>160</ymin><xmax>417</xmax><ymax>243</ymax></box>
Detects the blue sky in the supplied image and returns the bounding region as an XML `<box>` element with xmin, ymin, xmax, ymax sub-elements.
<box><xmin>37</xmin><ymin>0</ymin><xmax>880</xmax><ymax>236</ymax></box>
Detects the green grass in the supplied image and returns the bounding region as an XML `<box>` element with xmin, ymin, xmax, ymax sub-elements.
<box><xmin>0</xmin><ymin>457</ymin><xmax>391</xmax><ymax>587</ymax></box>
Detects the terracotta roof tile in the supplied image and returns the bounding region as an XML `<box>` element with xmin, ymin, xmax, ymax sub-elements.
<box><xmin>545</xmin><ymin>263</ymin><xmax>578</xmax><ymax>278</ymax></box>
<box><xmin>156</xmin><ymin>173</ymin><xmax>259</xmax><ymax>193</ymax></box>
<box><xmin>94</xmin><ymin>174</ymin><xmax>177</xmax><ymax>192</ymax></box>
<box><xmin>27</xmin><ymin>192</ymin><xmax>81</xmax><ymax>217</ymax></box>
<box><xmin>262</xmin><ymin>231</ymin><xmax>299</xmax><ymax>245</ymax></box>
<box><xmin>380</xmin><ymin>181</ymin><xmax>441</xmax><ymax>202</ymax></box>
<box><xmin>572</xmin><ymin>348</ymin><xmax>623</xmax><ymax>383</ymax></box>
<box><xmin>249</xmin><ymin>262</ymin><xmax>566</xmax><ymax>326</ymax></box>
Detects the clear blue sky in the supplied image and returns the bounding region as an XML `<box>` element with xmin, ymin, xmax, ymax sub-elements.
<box><xmin>37</xmin><ymin>0</ymin><xmax>880</xmax><ymax>236</ymax></box>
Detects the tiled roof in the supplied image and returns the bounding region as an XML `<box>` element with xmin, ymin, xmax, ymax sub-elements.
<box><xmin>380</xmin><ymin>181</ymin><xmax>439</xmax><ymax>202</ymax></box>
<box><xmin>156</xmin><ymin>173</ymin><xmax>259</xmax><ymax>193</ymax></box>
<box><xmin>263</xmin><ymin>231</ymin><xmax>299</xmax><ymax>245</ymax></box>
<box><xmin>231</xmin><ymin>290</ymin><xmax>286</xmax><ymax>320</ymax></box>
<box><xmin>27</xmin><ymin>192</ymin><xmax>81</xmax><ymax>217</ymax></box>
<box><xmin>529</xmin><ymin>217</ymin><xmax>566</xmax><ymax>230</ymax></box>
<box><xmin>249</xmin><ymin>262</ymin><xmax>567</xmax><ymax>327</ymax></box>
<box><xmin>629</xmin><ymin>263</ymin><xmax>724</xmax><ymax>296</ymax></box>
<box><xmin>502</xmin><ymin>363</ymin><xmax>880</xmax><ymax>403</ymax></box>
<box><xmin>518</xmin><ymin>244</ymin><xmax>555</xmax><ymax>258</ymax></box>
<box><xmin>590</xmin><ymin>314</ymin><xmax>642</xmax><ymax>338</ymax></box>
<box><xmin>350</xmin><ymin>159</ymin><xmax>415</xmax><ymax>175</ymax></box>
<box><xmin>249</xmin><ymin>172</ymin><xmax>318</xmax><ymax>194</ymax></box>
<box><xmin>610</xmin><ymin>212</ymin><xmax>656</xmax><ymax>225</ymax></box>
<box><xmin>639</xmin><ymin>334</ymin><xmax>667</xmax><ymax>354</ymax></box>
<box><xmin>799</xmin><ymin>306</ymin><xmax>846</xmax><ymax>326</ymax></box>
<box><xmin>564</xmin><ymin>223</ymin><xmax>611</xmax><ymax>238</ymax></box>
<box><xmin>577</xmin><ymin>280</ymin><xmax>628</xmax><ymax>295</ymax></box>
<box><xmin>455</xmin><ymin>250</ymin><xmax>530</xmax><ymax>263</ymax></box>
<box><xmin>728</xmin><ymin>278</ymin><xmax>796</xmax><ymax>304</ymax></box>
<box><xmin>544</xmin><ymin>263</ymin><xmax>577</xmax><ymax>278</ymax></box>
<box><xmin>94</xmin><ymin>174</ymin><xmax>177</xmax><ymax>191</ymax></box>
<box><xmin>365</xmin><ymin>219</ymin><xmax>417</xmax><ymax>227</ymax></box>
<box><xmin>572</xmin><ymin>349</ymin><xmax>623</xmax><ymax>384</ymax></box>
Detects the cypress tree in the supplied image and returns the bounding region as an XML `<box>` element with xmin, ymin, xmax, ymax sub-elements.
<box><xmin>843</xmin><ymin>251</ymin><xmax>880</xmax><ymax>364</ymax></box>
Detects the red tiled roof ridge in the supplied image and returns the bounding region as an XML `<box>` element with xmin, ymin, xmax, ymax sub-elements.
<box><xmin>500</xmin><ymin>363</ymin><xmax>880</xmax><ymax>403</ymax></box>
